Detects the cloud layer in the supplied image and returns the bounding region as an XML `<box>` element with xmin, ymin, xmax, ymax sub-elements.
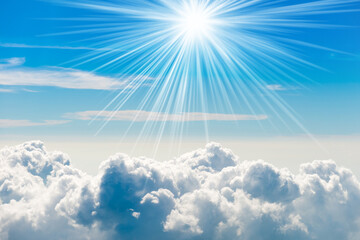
<box><xmin>1</xmin><ymin>141</ymin><xmax>359</xmax><ymax>240</ymax></box>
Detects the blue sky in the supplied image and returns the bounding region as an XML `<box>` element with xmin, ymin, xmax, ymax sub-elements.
<box><xmin>0</xmin><ymin>0</ymin><xmax>359</xmax><ymax>142</ymax></box>
<box><xmin>2</xmin><ymin>2</ymin><xmax>360</xmax><ymax>239</ymax></box>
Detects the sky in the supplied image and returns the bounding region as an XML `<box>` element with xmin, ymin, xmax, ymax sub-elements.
<box><xmin>1</xmin><ymin>1</ymin><xmax>360</xmax><ymax>239</ymax></box>
<box><xmin>0</xmin><ymin>0</ymin><xmax>360</xmax><ymax>172</ymax></box>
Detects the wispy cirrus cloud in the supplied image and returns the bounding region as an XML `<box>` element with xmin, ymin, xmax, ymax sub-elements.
<box><xmin>0</xmin><ymin>119</ymin><xmax>70</xmax><ymax>128</ymax></box>
<box><xmin>0</xmin><ymin>88</ymin><xmax>14</xmax><ymax>93</ymax></box>
<box><xmin>0</xmin><ymin>42</ymin><xmax>98</xmax><ymax>51</ymax></box>
<box><xmin>0</xmin><ymin>67</ymin><xmax>125</xmax><ymax>90</ymax></box>
<box><xmin>0</xmin><ymin>57</ymin><xmax>25</xmax><ymax>69</ymax></box>
<box><xmin>22</xmin><ymin>88</ymin><xmax>39</xmax><ymax>93</ymax></box>
<box><xmin>0</xmin><ymin>88</ymin><xmax>39</xmax><ymax>93</ymax></box>
<box><xmin>64</xmin><ymin>110</ymin><xmax>268</xmax><ymax>122</ymax></box>
<box><xmin>0</xmin><ymin>57</ymin><xmax>127</xmax><ymax>90</ymax></box>
<box><xmin>266</xmin><ymin>84</ymin><xmax>287</xmax><ymax>91</ymax></box>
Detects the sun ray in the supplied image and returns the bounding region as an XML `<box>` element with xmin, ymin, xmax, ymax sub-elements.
<box><xmin>50</xmin><ymin>0</ymin><xmax>359</xmax><ymax>155</ymax></box>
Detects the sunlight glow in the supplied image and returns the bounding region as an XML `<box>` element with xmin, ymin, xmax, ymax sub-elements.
<box><xmin>177</xmin><ymin>2</ymin><xmax>213</xmax><ymax>40</ymax></box>
<box><xmin>56</xmin><ymin>0</ymin><xmax>357</xmax><ymax>154</ymax></box>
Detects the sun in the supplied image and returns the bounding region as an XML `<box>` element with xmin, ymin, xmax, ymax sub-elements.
<box><xmin>176</xmin><ymin>1</ymin><xmax>213</xmax><ymax>41</ymax></box>
<box><xmin>183</xmin><ymin>8</ymin><xmax>209</xmax><ymax>36</ymax></box>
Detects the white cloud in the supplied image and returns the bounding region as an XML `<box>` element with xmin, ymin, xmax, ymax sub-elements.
<box><xmin>1</xmin><ymin>141</ymin><xmax>360</xmax><ymax>239</ymax></box>
<box><xmin>0</xmin><ymin>88</ymin><xmax>14</xmax><ymax>93</ymax></box>
<box><xmin>0</xmin><ymin>88</ymin><xmax>39</xmax><ymax>93</ymax></box>
<box><xmin>64</xmin><ymin>110</ymin><xmax>268</xmax><ymax>122</ymax></box>
<box><xmin>0</xmin><ymin>43</ymin><xmax>98</xmax><ymax>51</ymax></box>
<box><xmin>0</xmin><ymin>119</ymin><xmax>70</xmax><ymax>128</ymax></box>
<box><xmin>0</xmin><ymin>57</ymin><xmax>25</xmax><ymax>69</ymax></box>
<box><xmin>266</xmin><ymin>84</ymin><xmax>287</xmax><ymax>91</ymax></box>
<box><xmin>22</xmin><ymin>88</ymin><xmax>39</xmax><ymax>93</ymax></box>
<box><xmin>0</xmin><ymin>67</ymin><xmax>125</xmax><ymax>90</ymax></box>
<box><xmin>0</xmin><ymin>57</ymin><xmax>127</xmax><ymax>90</ymax></box>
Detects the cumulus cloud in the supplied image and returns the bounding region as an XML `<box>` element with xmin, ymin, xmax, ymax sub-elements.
<box><xmin>0</xmin><ymin>119</ymin><xmax>70</xmax><ymax>128</ymax></box>
<box><xmin>64</xmin><ymin>110</ymin><xmax>268</xmax><ymax>122</ymax></box>
<box><xmin>1</xmin><ymin>141</ymin><xmax>360</xmax><ymax>240</ymax></box>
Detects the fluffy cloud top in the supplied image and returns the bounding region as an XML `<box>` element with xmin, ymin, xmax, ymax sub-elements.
<box><xmin>1</xmin><ymin>141</ymin><xmax>360</xmax><ymax>239</ymax></box>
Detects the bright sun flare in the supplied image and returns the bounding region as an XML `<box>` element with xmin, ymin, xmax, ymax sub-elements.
<box><xmin>178</xmin><ymin>2</ymin><xmax>212</xmax><ymax>40</ymax></box>
<box><xmin>57</xmin><ymin>0</ymin><xmax>358</xmax><ymax>144</ymax></box>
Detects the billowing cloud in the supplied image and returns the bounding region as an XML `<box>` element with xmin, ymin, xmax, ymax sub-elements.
<box><xmin>64</xmin><ymin>110</ymin><xmax>268</xmax><ymax>122</ymax></box>
<box><xmin>0</xmin><ymin>57</ymin><xmax>128</xmax><ymax>90</ymax></box>
<box><xmin>0</xmin><ymin>119</ymin><xmax>70</xmax><ymax>128</ymax></box>
<box><xmin>1</xmin><ymin>141</ymin><xmax>360</xmax><ymax>239</ymax></box>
